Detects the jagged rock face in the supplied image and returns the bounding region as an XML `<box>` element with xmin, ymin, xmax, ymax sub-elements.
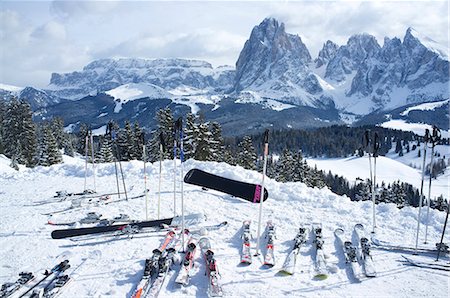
<box><xmin>325</xmin><ymin>34</ymin><xmax>381</xmax><ymax>82</ymax></box>
<box><xmin>233</xmin><ymin>18</ymin><xmax>329</xmax><ymax>106</ymax></box>
<box><xmin>347</xmin><ymin>28</ymin><xmax>449</xmax><ymax>110</ymax></box>
<box><xmin>315</xmin><ymin>40</ymin><xmax>339</xmax><ymax>68</ymax></box>
<box><xmin>48</xmin><ymin>58</ymin><xmax>235</xmax><ymax>100</ymax></box>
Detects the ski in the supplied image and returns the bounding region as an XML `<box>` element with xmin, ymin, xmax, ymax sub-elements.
<box><xmin>240</xmin><ymin>220</ymin><xmax>252</xmax><ymax>264</ymax></box>
<box><xmin>175</xmin><ymin>237</ymin><xmax>198</xmax><ymax>286</ymax></box>
<box><xmin>312</xmin><ymin>224</ymin><xmax>328</xmax><ymax>280</ymax></box>
<box><xmin>263</xmin><ymin>221</ymin><xmax>275</xmax><ymax>267</ymax></box>
<box><xmin>47</xmin><ymin>213</ymin><xmax>130</xmax><ymax>226</ymax></box>
<box><xmin>18</xmin><ymin>260</ymin><xmax>70</xmax><ymax>298</ymax></box>
<box><xmin>146</xmin><ymin>230</ymin><xmax>189</xmax><ymax>297</ymax></box>
<box><xmin>354</xmin><ymin>224</ymin><xmax>377</xmax><ymax>277</ymax></box>
<box><xmin>131</xmin><ymin>231</ymin><xmax>178</xmax><ymax>298</ymax></box>
<box><xmin>371</xmin><ymin>236</ymin><xmax>448</xmax><ymax>255</ymax></box>
<box><xmin>184</xmin><ymin>169</ymin><xmax>269</xmax><ymax>203</ymax></box>
<box><xmin>30</xmin><ymin>273</ymin><xmax>71</xmax><ymax>298</ymax></box>
<box><xmin>51</xmin><ymin>213</ymin><xmax>204</xmax><ymax>239</ymax></box>
<box><xmin>334</xmin><ymin>228</ymin><xmax>364</xmax><ymax>280</ymax></box>
<box><xmin>402</xmin><ymin>255</ymin><xmax>450</xmax><ymax>271</ymax></box>
<box><xmin>0</xmin><ymin>272</ymin><xmax>34</xmax><ymax>298</ymax></box>
<box><xmin>199</xmin><ymin>237</ymin><xmax>223</xmax><ymax>297</ymax></box>
<box><xmin>279</xmin><ymin>227</ymin><xmax>308</xmax><ymax>275</ymax></box>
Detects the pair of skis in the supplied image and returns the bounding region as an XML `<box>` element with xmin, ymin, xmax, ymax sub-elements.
<box><xmin>334</xmin><ymin>223</ymin><xmax>377</xmax><ymax>280</ymax></box>
<box><xmin>17</xmin><ymin>260</ymin><xmax>71</xmax><ymax>298</ymax></box>
<box><xmin>278</xmin><ymin>224</ymin><xmax>329</xmax><ymax>278</ymax></box>
<box><xmin>47</xmin><ymin>213</ymin><xmax>130</xmax><ymax>227</ymax></box>
<box><xmin>1</xmin><ymin>272</ymin><xmax>34</xmax><ymax>298</ymax></box>
<box><xmin>240</xmin><ymin>221</ymin><xmax>275</xmax><ymax>267</ymax></box>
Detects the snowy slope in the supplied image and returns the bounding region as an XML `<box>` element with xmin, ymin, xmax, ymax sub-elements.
<box><xmin>307</xmin><ymin>143</ymin><xmax>449</xmax><ymax>200</ymax></box>
<box><xmin>0</xmin><ymin>156</ymin><xmax>448</xmax><ymax>297</ymax></box>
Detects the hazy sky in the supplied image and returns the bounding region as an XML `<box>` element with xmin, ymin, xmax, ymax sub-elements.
<box><xmin>1</xmin><ymin>0</ymin><xmax>448</xmax><ymax>88</ymax></box>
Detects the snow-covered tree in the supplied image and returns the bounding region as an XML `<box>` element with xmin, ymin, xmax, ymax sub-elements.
<box><xmin>237</xmin><ymin>136</ymin><xmax>257</xmax><ymax>170</ymax></box>
<box><xmin>183</xmin><ymin>113</ymin><xmax>198</xmax><ymax>160</ymax></box>
<box><xmin>209</xmin><ymin>122</ymin><xmax>225</xmax><ymax>161</ymax></box>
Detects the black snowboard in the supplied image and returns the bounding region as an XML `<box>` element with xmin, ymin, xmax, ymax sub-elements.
<box><xmin>184</xmin><ymin>169</ymin><xmax>269</xmax><ymax>203</ymax></box>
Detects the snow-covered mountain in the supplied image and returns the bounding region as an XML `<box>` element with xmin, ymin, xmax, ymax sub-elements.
<box><xmin>47</xmin><ymin>58</ymin><xmax>235</xmax><ymax>100</ymax></box>
<box><xmin>2</xmin><ymin>18</ymin><xmax>448</xmax><ymax>133</ymax></box>
<box><xmin>0</xmin><ymin>84</ymin><xmax>62</xmax><ymax>110</ymax></box>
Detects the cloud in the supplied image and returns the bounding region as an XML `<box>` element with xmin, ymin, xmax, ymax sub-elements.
<box><xmin>50</xmin><ymin>0</ymin><xmax>119</xmax><ymax>21</ymax></box>
<box><xmin>31</xmin><ymin>21</ymin><xmax>66</xmax><ymax>41</ymax></box>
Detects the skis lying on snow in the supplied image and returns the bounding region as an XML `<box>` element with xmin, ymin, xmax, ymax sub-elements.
<box><xmin>51</xmin><ymin>213</ymin><xmax>204</xmax><ymax>239</ymax></box>
<box><xmin>131</xmin><ymin>231</ymin><xmax>178</xmax><ymax>298</ymax></box>
<box><xmin>42</xmin><ymin>191</ymin><xmax>147</xmax><ymax>216</ymax></box>
<box><xmin>184</xmin><ymin>169</ymin><xmax>268</xmax><ymax>203</ymax></box>
<box><xmin>47</xmin><ymin>213</ymin><xmax>130</xmax><ymax>226</ymax></box>
<box><xmin>401</xmin><ymin>256</ymin><xmax>450</xmax><ymax>272</ymax></box>
<box><xmin>263</xmin><ymin>221</ymin><xmax>276</xmax><ymax>267</ymax></box>
<box><xmin>0</xmin><ymin>272</ymin><xmax>34</xmax><ymax>298</ymax></box>
<box><xmin>354</xmin><ymin>224</ymin><xmax>377</xmax><ymax>277</ymax></box>
<box><xmin>18</xmin><ymin>260</ymin><xmax>70</xmax><ymax>298</ymax></box>
<box><xmin>312</xmin><ymin>224</ymin><xmax>328</xmax><ymax>280</ymax></box>
<box><xmin>371</xmin><ymin>236</ymin><xmax>449</xmax><ymax>255</ymax></box>
<box><xmin>240</xmin><ymin>220</ymin><xmax>252</xmax><ymax>264</ymax></box>
<box><xmin>279</xmin><ymin>227</ymin><xmax>308</xmax><ymax>275</ymax></box>
<box><xmin>199</xmin><ymin>237</ymin><xmax>223</xmax><ymax>297</ymax></box>
<box><xmin>175</xmin><ymin>236</ymin><xmax>198</xmax><ymax>286</ymax></box>
<box><xmin>334</xmin><ymin>228</ymin><xmax>364</xmax><ymax>280</ymax></box>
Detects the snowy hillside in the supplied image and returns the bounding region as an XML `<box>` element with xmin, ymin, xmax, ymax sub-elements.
<box><xmin>0</xmin><ymin>155</ymin><xmax>448</xmax><ymax>297</ymax></box>
<box><xmin>307</xmin><ymin>143</ymin><xmax>449</xmax><ymax>200</ymax></box>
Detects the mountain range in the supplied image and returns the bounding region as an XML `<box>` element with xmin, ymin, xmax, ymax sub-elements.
<box><xmin>1</xmin><ymin>18</ymin><xmax>448</xmax><ymax>135</ymax></box>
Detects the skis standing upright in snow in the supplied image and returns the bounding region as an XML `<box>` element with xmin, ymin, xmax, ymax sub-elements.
<box><xmin>312</xmin><ymin>224</ymin><xmax>328</xmax><ymax>280</ymax></box>
<box><xmin>334</xmin><ymin>228</ymin><xmax>364</xmax><ymax>280</ymax></box>
<box><xmin>240</xmin><ymin>220</ymin><xmax>252</xmax><ymax>264</ymax></box>
<box><xmin>279</xmin><ymin>227</ymin><xmax>308</xmax><ymax>275</ymax></box>
<box><xmin>263</xmin><ymin>221</ymin><xmax>275</xmax><ymax>266</ymax></box>
<box><xmin>354</xmin><ymin>224</ymin><xmax>377</xmax><ymax>277</ymax></box>
<box><xmin>199</xmin><ymin>237</ymin><xmax>223</xmax><ymax>297</ymax></box>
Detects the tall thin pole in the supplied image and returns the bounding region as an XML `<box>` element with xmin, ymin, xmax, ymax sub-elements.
<box><xmin>158</xmin><ymin>132</ymin><xmax>165</xmax><ymax>220</ymax></box>
<box><xmin>177</xmin><ymin>118</ymin><xmax>185</xmax><ymax>252</ymax></box>
<box><xmin>107</xmin><ymin>122</ymin><xmax>121</xmax><ymax>199</ymax></box>
<box><xmin>424</xmin><ymin>126</ymin><xmax>441</xmax><ymax>244</ymax></box>
<box><xmin>89</xmin><ymin>131</ymin><xmax>96</xmax><ymax>192</ymax></box>
<box><xmin>173</xmin><ymin>138</ymin><xmax>177</xmax><ymax>218</ymax></box>
<box><xmin>142</xmin><ymin>133</ymin><xmax>148</xmax><ymax>220</ymax></box>
<box><xmin>371</xmin><ymin>132</ymin><xmax>380</xmax><ymax>233</ymax></box>
<box><xmin>84</xmin><ymin>134</ymin><xmax>89</xmax><ymax>191</ymax></box>
<box><xmin>255</xmin><ymin>129</ymin><xmax>269</xmax><ymax>257</ymax></box>
<box><xmin>415</xmin><ymin>129</ymin><xmax>429</xmax><ymax>251</ymax></box>
<box><xmin>436</xmin><ymin>199</ymin><xmax>449</xmax><ymax>261</ymax></box>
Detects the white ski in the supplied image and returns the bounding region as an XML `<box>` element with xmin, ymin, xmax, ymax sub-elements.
<box><xmin>334</xmin><ymin>228</ymin><xmax>364</xmax><ymax>280</ymax></box>
<box><xmin>263</xmin><ymin>221</ymin><xmax>275</xmax><ymax>266</ymax></box>
<box><xmin>279</xmin><ymin>227</ymin><xmax>308</xmax><ymax>275</ymax></box>
<box><xmin>354</xmin><ymin>224</ymin><xmax>377</xmax><ymax>277</ymax></box>
<box><xmin>312</xmin><ymin>224</ymin><xmax>328</xmax><ymax>280</ymax></box>
<box><xmin>241</xmin><ymin>220</ymin><xmax>252</xmax><ymax>264</ymax></box>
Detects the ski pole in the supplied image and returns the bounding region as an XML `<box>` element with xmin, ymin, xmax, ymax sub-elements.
<box><xmin>158</xmin><ymin>132</ymin><xmax>166</xmax><ymax>220</ymax></box>
<box><xmin>255</xmin><ymin>129</ymin><xmax>269</xmax><ymax>257</ymax></box>
<box><xmin>178</xmin><ymin>118</ymin><xmax>185</xmax><ymax>252</ymax></box>
<box><xmin>90</xmin><ymin>130</ymin><xmax>96</xmax><ymax>192</ymax></box>
<box><xmin>372</xmin><ymin>132</ymin><xmax>380</xmax><ymax>233</ymax></box>
<box><xmin>415</xmin><ymin>129</ymin><xmax>429</xmax><ymax>251</ymax></box>
<box><xmin>84</xmin><ymin>133</ymin><xmax>89</xmax><ymax>192</ymax></box>
<box><xmin>107</xmin><ymin>122</ymin><xmax>121</xmax><ymax>199</ymax></box>
<box><xmin>142</xmin><ymin>133</ymin><xmax>148</xmax><ymax>220</ymax></box>
<box><xmin>173</xmin><ymin>122</ymin><xmax>179</xmax><ymax>218</ymax></box>
<box><xmin>436</xmin><ymin>198</ymin><xmax>449</xmax><ymax>261</ymax></box>
<box><xmin>424</xmin><ymin>126</ymin><xmax>441</xmax><ymax>243</ymax></box>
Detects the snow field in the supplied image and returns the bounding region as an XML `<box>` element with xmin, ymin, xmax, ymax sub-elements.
<box><xmin>0</xmin><ymin>156</ymin><xmax>448</xmax><ymax>297</ymax></box>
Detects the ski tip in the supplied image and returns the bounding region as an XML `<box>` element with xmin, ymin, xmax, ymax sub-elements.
<box><xmin>334</xmin><ymin>228</ymin><xmax>344</xmax><ymax>236</ymax></box>
<box><xmin>314</xmin><ymin>274</ymin><xmax>328</xmax><ymax>280</ymax></box>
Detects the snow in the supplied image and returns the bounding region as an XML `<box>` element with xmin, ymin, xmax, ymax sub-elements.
<box><xmin>92</xmin><ymin>125</ymin><xmax>107</xmax><ymax>136</ymax></box>
<box><xmin>400</xmin><ymin>99</ymin><xmax>449</xmax><ymax>116</ymax></box>
<box><xmin>105</xmin><ymin>83</ymin><xmax>172</xmax><ymax>113</ymax></box>
<box><xmin>0</xmin><ymin>83</ymin><xmax>23</xmax><ymax>92</ymax></box>
<box><xmin>379</xmin><ymin>119</ymin><xmax>450</xmax><ymax>138</ymax></box>
<box><xmin>306</xmin><ymin>143</ymin><xmax>449</xmax><ymax>200</ymax></box>
<box><xmin>0</xmin><ymin>155</ymin><xmax>448</xmax><ymax>297</ymax></box>
<box><xmin>409</xmin><ymin>28</ymin><xmax>449</xmax><ymax>60</ymax></box>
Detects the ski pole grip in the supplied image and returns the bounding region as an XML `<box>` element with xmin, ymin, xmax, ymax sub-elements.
<box><xmin>263</xmin><ymin>129</ymin><xmax>269</xmax><ymax>144</ymax></box>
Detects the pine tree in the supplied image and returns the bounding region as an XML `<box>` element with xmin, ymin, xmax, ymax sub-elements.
<box><xmin>149</xmin><ymin>108</ymin><xmax>174</xmax><ymax>160</ymax></box>
<box><xmin>99</xmin><ymin>136</ymin><xmax>114</xmax><ymax>163</ymax></box>
<box><xmin>194</xmin><ymin>120</ymin><xmax>213</xmax><ymax>161</ymax></box>
<box><xmin>209</xmin><ymin>122</ymin><xmax>225</xmax><ymax>161</ymax></box>
<box><xmin>275</xmin><ymin>149</ymin><xmax>295</xmax><ymax>182</ymax></box>
<box><xmin>133</xmin><ymin>121</ymin><xmax>144</xmax><ymax>160</ymax></box>
<box><xmin>183</xmin><ymin>112</ymin><xmax>198</xmax><ymax>160</ymax></box>
<box><xmin>237</xmin><ymin>136</ymin><xmax>257</xmax><ymax>170</ymax></box>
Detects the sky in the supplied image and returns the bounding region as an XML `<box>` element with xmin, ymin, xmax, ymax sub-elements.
<box><xmin>1</xmin><ymin>0</ymin><xmax>449</xmax><ymax>88</ymax></box>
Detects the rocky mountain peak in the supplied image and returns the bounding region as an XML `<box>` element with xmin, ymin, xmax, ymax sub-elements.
<box><xmin>315</xmin><ymin>40</ymin><xmax>339</xmax><ymax>68</ymax></box>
